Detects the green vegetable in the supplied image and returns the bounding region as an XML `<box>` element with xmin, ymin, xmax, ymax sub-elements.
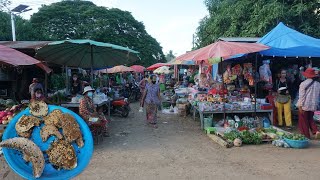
<box><xmin>264</xmin><ymin>127</ymin><xmax>277</xmax><ymax>134</ymax></box>
<box><xmin>223</xmin><ymin>130</ymin><xmax>240</xmax><ymax>141</ymax></box>
<box><xmin>239</xmin><ymin>130</ymin><xmax>262</xmax><ymax>144</ymax></box>
<box><xmin>283</xmin><ymin>133</ymin><xmax>306</xmax><ymax>140</ymax></box>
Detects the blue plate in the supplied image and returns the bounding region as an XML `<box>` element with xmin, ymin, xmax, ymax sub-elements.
<box><xmin>2</xmin><ymin>105</ymin><xmax>93</xmax><ymax>180</ymax></box>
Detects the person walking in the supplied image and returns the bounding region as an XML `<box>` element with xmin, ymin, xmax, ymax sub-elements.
<box><xmin>140</xmin><ymin>75</ymin><xmax>161</xmax><ymax>128</ymax></box>
<box><xmin>297</xmin><ymin>68</ymin><xmax>320</xmax><ymax>139</ymax></box>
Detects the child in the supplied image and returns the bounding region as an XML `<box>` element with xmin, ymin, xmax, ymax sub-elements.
<box><xmin>265</xmin><ymin>90</ymin><xmax>277</xmax><ymax>125</ymax></box>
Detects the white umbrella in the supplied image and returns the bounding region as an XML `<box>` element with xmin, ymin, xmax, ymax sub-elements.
<box><xmin>153</xmin><ymin>66</ymin><xmax>171</xmax><ymax>74</ymax></box>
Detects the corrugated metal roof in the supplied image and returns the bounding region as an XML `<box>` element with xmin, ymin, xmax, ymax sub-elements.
<box><xmin>219</xmin><ymin>37</ymin><xmax>260</xmax><ymax>43</ymax></box>
<box><xmin>0</xmin><ymin>41</ymin><xmax>51</xmax><ymax>49</ymax></box>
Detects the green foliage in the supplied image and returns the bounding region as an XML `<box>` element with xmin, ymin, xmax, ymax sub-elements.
<box><xmin>49</xmin><ymin>73</ymin><xmax>66</xmax><ymax>90</ymax></box>
<box><xmin>0</xmin><ymin>11</ymin><xmax>42</xmax><ymax>41</ymax></box>
<box><xmin>165</xmin><ymin>50</ymin><xmax>176</xmax><ymax>62</ymax></box>
<box><xmin>197</xmin><ymin>0</ymin><xmax>320</xmax><ymax>47</ymax></box>
<box><xmin>29</xmin><ymin>0</ymin><xmax>165</xmax><ymax>66</ymax></box>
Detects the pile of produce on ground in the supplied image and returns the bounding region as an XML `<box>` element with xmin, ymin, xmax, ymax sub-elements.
<box><xmin>0</xmin><ymin>104</ymin><xmax>26</xmax><ymax>125</ymax></box>
<box><xmin>222</xmin><ymin>126</ymin><xmax>309</xmax><ymax>148</ymax></box>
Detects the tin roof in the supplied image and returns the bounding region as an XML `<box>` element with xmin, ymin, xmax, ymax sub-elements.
<box><xmin>0</xmin><ymin>41</ymin><xmax>52</xmax><ymax>49</ymax></box>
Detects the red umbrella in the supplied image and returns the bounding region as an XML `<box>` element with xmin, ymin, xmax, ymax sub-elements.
<box><xmin>0</xmin><ymin>45</ymin><xmax>52</xmax><ymax>73</ymax></box>
<box><xmin>130</xmin><ymin>65</ymin><xmax>145</xmax><ymax>73</ymax></box>
<box><xmin>146</xmin><ymin>63</ymin><xmax>169</xmax><ymax>71</ymax></box>
<box><xmin>175</xmin><ymin>41</ymin><xmax>270</xmax><ymax>63</ymax></box>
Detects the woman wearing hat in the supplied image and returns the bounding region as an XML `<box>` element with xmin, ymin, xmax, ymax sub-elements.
<box><xmin>79</xmin><ymin>86</ymin><xmax>109</xmax><ymax>137</ymax></box>
<box><xmin>297</xmin><ymin>68</ymin><xmax>320</xmax><ymax>139</ymax></box>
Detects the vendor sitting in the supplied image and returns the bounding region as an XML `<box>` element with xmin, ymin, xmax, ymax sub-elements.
<box><xmin>31</xmin><ymin>88</ymin><xmax>46</xmax><ymax>102</ymax></box>
<box><xmin>79</xmin><ymin>86</ymin><xmax>109</xmax><ymax>137</ymax></box>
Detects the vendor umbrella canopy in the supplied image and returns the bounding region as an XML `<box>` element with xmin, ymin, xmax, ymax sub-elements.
<box><xmin>153</xmin><ymin>66</ymin><xmax>171</xmax><ymax>74</ymax></box>
<box><xmin>36</xmin><ymin>39</ymin><xmax>139</xmax><ymax>68</ymax></box>
<box><xmin>175</xmin><ymin>41</ymin><xmax>269</xmax><ymax>64</ymax></box>
<box><xmin>36</xmin><ymin>39</ymin><xmax>139</xmax><ymax>85</ymax></box>
<box><xmin>107</xmin><ymin>65</ymin><xmax>134</xmax><ymax>74</ymax></box>
<box><xmin>146</xmin><ymin>63</ymin><xmax>169</xmax><ymax>71</ymax></box>
<box><xmin>130</xmin><ymin>65</ymin><xmax>145</xmax><ymax>73</ymax></box>
<box><xmin>0</xmin><ymin>45</ymin><xmax>52</xmax><ymax>73</ymax></box>
<box><xmin>168</xmin><ymin>59</ymin><xmax>195</xmax><ymax>65</ymax></box>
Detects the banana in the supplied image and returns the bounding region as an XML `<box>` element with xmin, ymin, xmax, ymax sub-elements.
<box><xmin>0</xmin><ymin>137</ymin><xmax>45</xmax><ymax>178</ymax></box>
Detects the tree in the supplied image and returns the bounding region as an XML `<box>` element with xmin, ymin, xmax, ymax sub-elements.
<box><xmin>30</xmin><ymin>0</ymin><xmax>165</xmax><ymax>66</ymax></box>
<box><xmin>196</xmin><ymin>0</ymin><xmax>320</xmax><ymax>47</ymax></box>
<box><xmin>0</xmin><ymin>11</ymin><xmax>41</xmax><ymax>41</ymax></box>
<box><xmin>165</xmin><ymin>50</ymin><xmax>176</xmax><ymax>62</ymax></box>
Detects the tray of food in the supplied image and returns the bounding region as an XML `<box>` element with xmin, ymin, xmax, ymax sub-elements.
<box><xmin>0</xmin><ymin>101</ymin><xmax>93</xmax><ymax>179</ymax></box>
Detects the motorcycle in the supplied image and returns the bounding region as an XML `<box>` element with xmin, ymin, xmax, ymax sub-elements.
<box><xmin>105</xmin><ymin>89</ymin><xmax>131</xmax><ymax>117</ymax></box>
<box><xmin>120</xmin><ymin>81</ymin><xmax>141</xmax><ymax>102</ymax></box>
<box><xmin>111</xmin><ymin>97</ymin><xmax>130</xmax><ymax>117</ymax></box>
<box><xmin>129</xmin><ymin>81</ymin><xmax>141</xmax><ymax>102</ymax></box>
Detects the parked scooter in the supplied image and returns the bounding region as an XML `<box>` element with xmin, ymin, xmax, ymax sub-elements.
<box><xmin>110</xmin><ymin>97</ymin><xmax>130</xmax><ymax>117</ymax></box>
<box><xmin>105</xmin><ymin>88</ymin><xmax>131</xmax><ymax>117</ymax></box>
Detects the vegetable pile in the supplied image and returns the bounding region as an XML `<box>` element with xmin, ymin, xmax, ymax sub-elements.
<box><xmin>283</xmin><ymin>133</ymin><xmax>307</xmax><ymax>141</ymax></box>
<box><xmin>223</xmin><ymin>130</ymin><xmax>263</xmax><ymax>145</ymax></box>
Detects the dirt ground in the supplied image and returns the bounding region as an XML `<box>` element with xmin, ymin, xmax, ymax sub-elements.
<box><xmin>1</xmin><ymin>102</ymin><xmax>320</xmax><ymax>180</ymax></box>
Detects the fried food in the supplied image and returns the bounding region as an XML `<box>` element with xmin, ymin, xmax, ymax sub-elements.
<box><xmin>29</xmin><ymin>101</ymin><xmax>48</xmax><ymax>117</ymax></box>
<box><xmin>40</xmin><ymin>124</ymin><xmax>63</xmax><ymax>142</ymax></box>
<box><xmin>0</xmin><ymin>137</ymin><xmax>45</xmax><ymax>178</ymax></box>
<box><xmin>46</xmin><ymin>140</ymin><xmax>77</xmax><ymax>170</ymax></box>
<box><xmin>61</xmin><ymin>113</ymin><xmax>84</xmax><ymax>148</ymax></box>
<box><xmin>43</xmin><ymin>110</ymin><xmax>63</xmax><ymax>128</ymax></box>
<box><xmin>15</xmin><ymin>115</ymin><xmax>41</xmax><ymax>138</ymax></box>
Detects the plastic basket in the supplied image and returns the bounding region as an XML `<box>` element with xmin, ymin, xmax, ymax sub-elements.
<box><xmin>203</xmin><ymin>117</ymin><xmax>213</xmax><ymax>128</ymax></box>
<box><xmin>284</xmin><ymin>138</ymin><xmax>309</xmax><ymax>149</ymax></box>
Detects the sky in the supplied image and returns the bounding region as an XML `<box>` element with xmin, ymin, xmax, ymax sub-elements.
<box><xmin>8</xmin><ymin>0</ymin><xmax>208</xmax><ymax>56</ymax></box>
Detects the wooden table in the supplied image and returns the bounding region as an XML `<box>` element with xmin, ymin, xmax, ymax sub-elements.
<box><xmin>60</xmin><ymin>99</ymin><xmax>112</xmax><ymax>118</ymax></box>
<box><xmin>193</xmin><ymin>106</ymin><xmax>273</xmax><ymax>129</ymax></box>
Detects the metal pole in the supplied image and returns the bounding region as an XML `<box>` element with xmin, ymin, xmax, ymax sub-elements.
<box><xmin>254</xmin><ymin>53</ymin><xmax>258</xmax><ymax>116</ymax></box>
<box><xmin>90</xmin><ymin>45</ymin><xmax>94</xmax><ymax>87</ymax></box>
<box><xmin>10</xmin><ymin>13</ymin><xmax>16</xmax><ymax>41</ymax></box>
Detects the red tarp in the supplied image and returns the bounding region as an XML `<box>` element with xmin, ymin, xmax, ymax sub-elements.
<box><xmin>0</xmin><ymin>45</ymin><xmax>52</xmax><ymax>73</ymax></box>
<box><xmin>146</xmin><ymin>63</ymin><xmax>169</xmax><ymax>71</ymax></box>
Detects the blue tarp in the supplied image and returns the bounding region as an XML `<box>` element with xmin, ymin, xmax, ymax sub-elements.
<box><xmin>258</xmin><ymin>22</ymin><xmax>320</xmax><ymax>57</ymax></box>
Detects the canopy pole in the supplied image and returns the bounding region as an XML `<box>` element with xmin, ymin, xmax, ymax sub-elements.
<box><xmin>65</xmin><ymin>66</ymin><xmax>69</xmax><ymax>94</ymax></box>
<box><xmin>90</xmin><ymin>45</ymin><xmax>94</xmax><ymax>87</ymax></box>
<box><xmin>254</xmin><ymin>53</ymin><xmax>258</xmax><ymax>116</ymax></box>
<box><xmin>221</xmin><ymin>57</ymin><xmax>226</xmax><ymax>124</ymax></box>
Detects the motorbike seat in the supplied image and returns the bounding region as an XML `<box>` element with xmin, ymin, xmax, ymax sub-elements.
<box><xmin>112</xmin><ymin>97</ymin><xmax>125</xmax><ymax>101</ymax></box>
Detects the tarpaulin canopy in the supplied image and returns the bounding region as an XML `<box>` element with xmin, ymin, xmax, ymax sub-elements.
<box><xmin>146</xmin><ymin>63</ymin><xmax>169</xmax><ymax>71</ymax></box>
<box><xmin>258</xmin><ymin>22</ymin><xmax>320</xmax><ymax>57</ymax></box>
<box><xmin>130</xmin><ymin>65</ymin><xmax>145</xmax><ymax>73</ymax></box>
<box><xmin>0</xmin><ymin>45</ymin><xmax>52</xmax><ymax>73</ymax></box>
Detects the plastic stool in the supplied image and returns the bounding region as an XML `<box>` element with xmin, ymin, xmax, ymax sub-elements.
<box><xmin>204</xmin><ymin>127</ymin><xmax>216</xmax><ymax>134</ymax></box>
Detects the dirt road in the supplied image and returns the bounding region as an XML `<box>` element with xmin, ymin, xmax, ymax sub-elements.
<box><xmin>2</xmin><ymin>102</ymin><xmax>320</xmax><ymax>180</ymax></box>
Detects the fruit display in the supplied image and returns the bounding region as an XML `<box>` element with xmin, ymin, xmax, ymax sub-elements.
<box><xmin>0</xmin><ymin>104</ymin><xmax>25</xmax><ymax>125</ymax></box>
